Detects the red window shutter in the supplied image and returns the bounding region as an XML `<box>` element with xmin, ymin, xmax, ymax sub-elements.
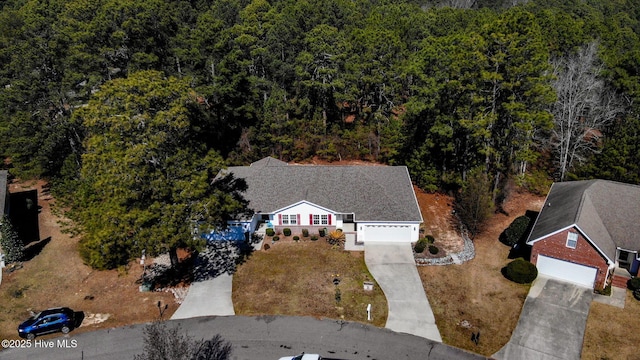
<box><xmin>278</xmin><ymin>214</ymin><xmax>282</xmax><ymax>225</ymax></box>
<box><xmin>328</xmin><ymin>214</ymin><xmax>332</xmax><ymax>225</ymax></box>
<box><xmin>310</xmin><ymin>214</ymin><xmax>313</xmax><ymax>225</ymax></box>
<box><xmin>297</xmin><ymin>214</ymin><xmax>301</xmax><ymax>225</ymax></box>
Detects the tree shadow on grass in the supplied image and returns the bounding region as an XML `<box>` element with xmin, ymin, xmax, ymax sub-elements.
<box><xmin>145</xmin><ymin>239</ymin><xmax>257</xmax><ymax>288</ymax></box>
<box><xmin>22</xmin><ymin>236</ymin><xmax>51</xmax><ymax>261</ymax></box>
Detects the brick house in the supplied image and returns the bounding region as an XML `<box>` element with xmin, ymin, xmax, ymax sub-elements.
<box><xmin>214</xmin><ymin>157</ymin><xmax>423</xmax><ymax>245</ymax></box>
<box><xmin>526</xmin><ymin>180</ymin><xmax>640</xmax><ymax>290</ymax></box>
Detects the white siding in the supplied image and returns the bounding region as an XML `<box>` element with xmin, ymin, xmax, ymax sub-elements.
<box><xmin>273</xmin><ymin>202</ymin><xmax>335</xmax><ymax>226</ymax></box>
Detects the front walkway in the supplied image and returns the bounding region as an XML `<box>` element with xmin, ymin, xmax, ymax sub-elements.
<box><xmin>493</xmin><ymin>276</ymin><xmax>593</xmax><ymax>360</ymax></box>
<box><xmin>364</xmin><ymin>242</ymin><xmax>442</xmax><ymax>342</ymax></box>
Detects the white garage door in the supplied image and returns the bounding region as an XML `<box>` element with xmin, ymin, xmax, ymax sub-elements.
<box><xmin>363</xmin><ymin>224</ymin><xmax>412</xmax><ymax>243</ymax></box>
<box><xmin>537</xmin><ymin>255</ymin><xmax>597</xmax><ymax>288</ymax></box>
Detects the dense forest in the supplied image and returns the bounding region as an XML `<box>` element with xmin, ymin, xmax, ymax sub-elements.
<box><xmin>1</xmin><ymin>0</ymin><xmax>639</xmax><ymax>268</ymax></box>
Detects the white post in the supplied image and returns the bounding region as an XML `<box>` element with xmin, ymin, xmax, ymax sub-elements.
<box><xmin>366</xmin><ymin>304</ymin><xmax>372</xmax><ymax>321</ymax></box>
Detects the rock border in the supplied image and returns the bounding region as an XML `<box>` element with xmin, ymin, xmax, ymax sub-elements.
<box><xmin>415</xmin><ymin>230</ymin><xmax>475</xmax><ymax>266</ymax></box>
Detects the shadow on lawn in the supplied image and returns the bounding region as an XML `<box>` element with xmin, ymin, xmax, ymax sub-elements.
<box><xmin>145</xmin><ymin>238</ymin><xmax>258</xmax><ymax>288</ymax></box>
<box><xmin>22</xmin><ymin>236</ymin><xmax>52</xmax><ymax>261</ymax></box>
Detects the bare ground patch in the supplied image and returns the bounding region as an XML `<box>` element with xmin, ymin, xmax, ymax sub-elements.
<box><xmin>0</xmin><ymin>180</ymin><xmax>178</xmax><ymax>341</ymax></box>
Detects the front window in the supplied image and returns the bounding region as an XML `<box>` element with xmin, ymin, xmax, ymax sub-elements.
<box><xmin>566</xmin><ymin>232</ymin><xmax>578</xmax><ymax>249</ymax></box>
<box><xmin>321</xmin><ymin>214</ymin><xmax>328</xmax><ymax>225</ymax></box>
<box><xmin>282</xmin><ymin>215</ymin><xmax>290</xmax><ymax>225</ymax></box>
<box><xmin>313</xmin><ymin>214</ymin><xmax>320</xmax><ymax>225</ymax></box>
<box><xmin>289</xmin><ymin>215</ymin><xmax>297</xmax><ymax>225</ymax></box>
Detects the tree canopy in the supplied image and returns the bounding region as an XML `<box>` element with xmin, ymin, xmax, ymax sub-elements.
<box><xmin>71</xmin><ymin>71</ymin><xmax>247</xmax><ymax>269</ymax></box>
<box><xmin>1</xmin><ymin>0</ymin><xmax>640</xmax><ymax>261</ymax></box>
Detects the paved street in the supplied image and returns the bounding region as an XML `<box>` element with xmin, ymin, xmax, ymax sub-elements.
<box><xmin>1</xmin><ymin>316</ymin><xmax>485</xmax><ymax>360</ymax></box>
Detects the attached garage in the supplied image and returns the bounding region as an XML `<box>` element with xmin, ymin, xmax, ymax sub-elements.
<box><xmin>361</xmin><ymin>224</ymin><xmax>412</xmax><ymax>243</ymax></box>
<box><xmin>536</xmin><ymin>255</ymin><xmax>597</xmax><ymax>288</ymax></box>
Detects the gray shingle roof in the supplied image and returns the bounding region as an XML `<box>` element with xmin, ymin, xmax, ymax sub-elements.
<box><xmin>527</xmin><ymin>179</ymin><xmax>640</xmax><ymax>261</ymax></box>
<box><xmin>224</xmin><ymin>158</ymin><xmax>423</xmax><ymax>222</ymax></box>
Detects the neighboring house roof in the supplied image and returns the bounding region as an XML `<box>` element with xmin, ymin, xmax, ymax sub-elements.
<box><xmin>527</xmin><ymin>179</ymin><xmax>640</xmax><ymax>261</ymax></box>
<box><xmin>0</xmin><ymin>170</ymin><xmax>8</xmax><ymax>219</ymax></box>
<box><xmin>223</xmin><ymin>157</ymin><xmax>423</xmax><ymax>223</ymax></box>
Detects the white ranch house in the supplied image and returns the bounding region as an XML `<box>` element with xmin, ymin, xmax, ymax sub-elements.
<box><xmin>218</xmin><ymin>157</ymin><xmax>423</xmax><ymax>244</ymax></box>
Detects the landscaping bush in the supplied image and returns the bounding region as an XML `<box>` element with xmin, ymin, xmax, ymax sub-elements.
<box><xmin>414</xmin><ymin>239</ymin><xmax>428</xmax><ymax>253</ymax></box>
<box><xmin>500</xmin><ymin>215</ymin><xmax>531</xmax><ymax>247</ymax></box>
<box><xmin>319</xmin><ymin>229</ymin><xmax>326</xmax><ymax>237</ymax></box>
<box><xmin>272</xmin><ymin>235</ymin><xmax>280</xmax><ymax>241</ymax></box>
<box><xmin>428</xmin><ymin>245</ymin><xmax>439</xmax><ymax>255</ymax></box>
<box><xmin>283</xmin><ymin>228</ymin><xmax>291</xmax><ymax>236</ymax></box>
<box><xmin>327</xmin><ymin>229</ymin><xmax>345</xmax><ymax>246</ymax></box>
<box><xmin>596</xmin><ymin>283</ymin><xmax>612</xmax><ymax>296</ymax></box>
<box><xmin>425</xmin><ymin>235</ymin><xmax>435</xmax><ymax>244</ymax></box>
<box><xmin>265</xmin><ymin>228</ymin><xmax>275</xmax><ymax>236</ymax></box>
<box><xmin>310</xmin><ymin>235</ymin><xmax>318</xmax><ymax>241</ymax></box>
<box><xmin>504</xmin><ymin>258</ymin><xmax>538</xmax><ymax>284</ymax></box>
<box><xmin>0</xmin><ymin>216</ymin><xmax>24</xmax><ymax>263</ymax></box>
<box><xmin>302</xmin><ymin>229</ymin><xmax>309</xmax><ymax>237</ymax></box>
<box><xmin>293</xmin><ymin>235</ymin><xmax>300</xmax><ymax>241</ymax></box>
<box><xmin>628</xmin><ymin>277</ymin><xmax>640</xmax><ymax>291</ymax></box>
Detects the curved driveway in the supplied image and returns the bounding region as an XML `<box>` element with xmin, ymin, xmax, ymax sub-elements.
<box><xmin>365</xmin><ymin>242</ymin><xmax>442</xmax><ymax>342</ymax></box>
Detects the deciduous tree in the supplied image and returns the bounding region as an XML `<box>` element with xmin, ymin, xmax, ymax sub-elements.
<box><xmin>548</xmin><ymin>42</ymin><xmax>623</xmax><ymax>181</ymax></box>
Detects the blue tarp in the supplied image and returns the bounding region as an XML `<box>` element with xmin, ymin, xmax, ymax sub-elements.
<box><xmin>202</xmin><ymin>226</ymin><xmax>246</xmax><ymax>242</ymax></box>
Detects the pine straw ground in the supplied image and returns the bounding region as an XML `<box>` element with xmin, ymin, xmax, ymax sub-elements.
<box><xmin>0</xmin><ymin>180</ymin><xmax>178</xmax><ymax>342</ymax></box>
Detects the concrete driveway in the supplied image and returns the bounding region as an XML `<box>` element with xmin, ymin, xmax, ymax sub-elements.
<box><xmin>171</xmin><ymin>273</ymin><xmax>235</xmax><ymax>319</ymax></box>
<box><xmin>364</xmin><ymin>242</ymin><xmax>442</xmax><ymax>342</ymax></box>
<box><xmin>493</xmin><ymin>276</ymin><xmax>593</xmax><ymax>360</ymax></box>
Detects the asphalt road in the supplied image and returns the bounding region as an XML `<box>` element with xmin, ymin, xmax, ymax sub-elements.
<box><xmin>1</xmin><ymin>315</ymin><xmax>486</xmax><ymax>360</ymax></box>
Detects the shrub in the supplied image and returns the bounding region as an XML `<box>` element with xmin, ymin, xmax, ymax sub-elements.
<box><xmin>504</xmin><ymin>258</ymin><xmax>538</xmax><ymax>284</ymax></box>
<box><xmin>414</xmin><ymin>240</ymin><xmax>427</xmax><ymax>253</ymax></box>
<box><xmin>283</xmin><ymin>228</ymin><xmax>291</xmax><ymax>236</ymax></box>
<box><xmin>425</xmin><ymin>235</ymin><xmax>435</xmax><ymax>244</ymax></box>
<box><xmin>302</xmin><ymin>229</ymin><xmax>309</xmax><ymax>237</ymax></box>
<box><xmin>327</xmin><ymin>229</ymin><xmax>345</xmax><ymax>246</ymax></box>
<box><xmin>0</xmin><ymin>216</ymin><xmax>24</xmax><ymax>263</ymax></box>
<box><xmin>500</xmin><ymin>215</ymin><xmax>531</xmax><ymax>247</ymax></box>
<box><xmin>310</xmin><ymin>235</ymin><xmax>318</xmax><ymax>241</ymax></box>
<box><xmin>428</xmin><ymin>245</ymin><xmax>439</xmax><ymax>255</ymax></box>
<box><xmin>272</xmin><ymin>235</ymin><xmax>280</xmax><ymax>241</ymax></box>
<box><xmin>628</xmin><ymin>277</ymin><xmax>640</xmax><ymax>291</ymax></box>
<box><xmin>319</xmin><ymin>229</ymin><xmax>326</xmax><ymax>237</ymax></box>
<box><xmin>265</xmin><ymin>228</ymin><xmax>275</xmax><ymax>236</ymax></box>
<box><xmin>293</xmin><ymin>235</ymin><xmax>300</xmax><ymax>241</ymax></box>
<box><xmin>596</xmin><ymin>283</ymin><xmax>612</xmax><ymax>296</ymax></box>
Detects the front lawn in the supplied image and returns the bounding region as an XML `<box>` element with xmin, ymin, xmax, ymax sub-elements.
<box><xmin>232</xmin><ymin>240</ymin><xmax>387</xmax><ymax>327</ymax></box>
<box><xmin>417</xmin><ymin>190</ymin><xmax>542</xmax><ymax>356</ymax></box>
<box><xmin>583</xmin><ymin>290</ymin><xmax>640</xmax><ymax>359</ymax></box>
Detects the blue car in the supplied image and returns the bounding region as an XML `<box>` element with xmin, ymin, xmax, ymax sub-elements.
<box><xmin>18</xmin><ymin>307</ymin><xmax>76</xmax><ymax>340</ymax></box>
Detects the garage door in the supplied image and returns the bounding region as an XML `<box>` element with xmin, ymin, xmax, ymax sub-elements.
<box><xmin>363</xmin><ymin>224</ymin><xmax>411</xmax><ymax>243</ymax></box>
<box><xmin>536</xmin><ymin>255</ymin><xmax>597</xmax><ymax>288</ymax></box>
